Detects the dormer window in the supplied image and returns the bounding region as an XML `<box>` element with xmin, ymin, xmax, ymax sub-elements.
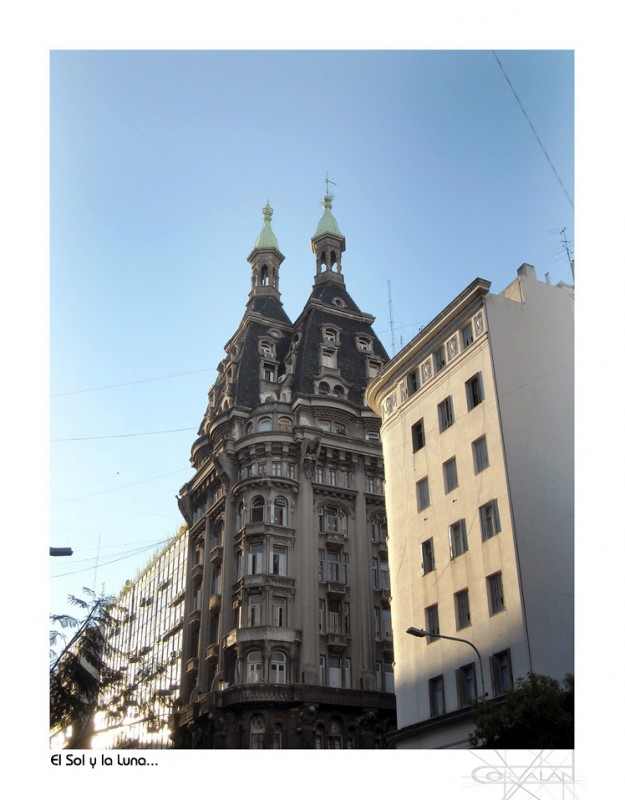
<box><xmin>357</xmin><ymin>336</ymin><xmax>372</xmax><ymax>352</ymax></box>
<box><xmin>367</xmin><ymin>359</ymin><xmax>382</xmax><ymax>379</ymax></box>
<box><xmin>318</xmin><ymin>382</ymin><xmax>331</xmax><ymax>395</ymax></box>
<box><xmin>323</xmin><ymin>326</ymin><xmax>339</xmax><ymax>343</ymax></box>
<box><xmin>321</xmin><ymin>348</ymin><xmax>337</xmax><ymax>369</ymax></box>
<box><xmin>260</xmin><ymin>340</ymin><xmax>275</xmax><ymax>359</ymax></box>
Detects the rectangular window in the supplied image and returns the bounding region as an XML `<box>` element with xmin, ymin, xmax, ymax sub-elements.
<box><xmin>421</xmin><ymin>538</ymin><xmax>435</xmax><ymax>574</ymax></box>
<box><xmin>443</xmin><ymin>457</ymin><xmax>458</xmax><ymax>493</ymax></box>
<box><xmin>272</xmin><ymin>599</ymin><xmax>286</xmax><ymax>627</ymax></box>
<box><xmin>411</xmin><ymin>418</ymin><xmax>425</xmax><ymax>452</ymax></box>
<box><xmin>466</xmin><ymin>372</ymin><xmax>484</xmax><ymax>410</ymax></box>
<box><xmin>429</xmin><ymin>675</ymin><xmax>445</xmax><ymax>717</ymax></box>
<box><xmin>248</xmin><ymin>596</ymin><xmax>263</xmax><ymax>627</ymax></box>
<box><xmin>480</xmin><ymin>499</ymin><xmax>501</xmax><ymax>540</ymax></box>
<box><xmin>248</xmin><ymin>543</ymin><xmax>264</xmax><ymax>575</ymax></box>
<box><xmin>407</xmin><ymin>370</ymin><xmax>420</xmax><ymax>396</ymax></box>
<box><xmin>472</xmin><ymin>435</ymin><xmax>489</xmax><ymax>473</ymax></box>
<box><xmin>438</xmin><ymin>396</ymin><xmax>454</xmax><ymax>432</ymax></box>
<box><xmin>379</xmin><ymin>554</ymin><xmax>390</xmax><ymax>589</ymax></box>
<box><xmin>449</xmin><ymin>519</ymin><xmax>468</xmax><ymax>558</ymax></box>
<box><xmin>461</xmin><ymin>322</ymin><xmax>474</xmax><ymax>349</ymax></box>
<box><xmin>327</xmin><ymin>551</ymin><xmax>340</xmax><ymax>582</ymax></box>
<box><xmin>425</xmin><ymin>603</ymin><xmax>439</xmax><ymax>642</ymax></box>
<box><xmin>491</xmin><ymin>649</ymin><xmax>513</xmax><ymax>695</ymax></box>
<box><xmin>456</xmin><ymin>663</ymin><xmax>477</xmax><ymax>707</ymax></box>
<box><xmin>487</xmin><ymin>572</ymin><xmax>505</xmax><ymax>616</ymax></box>
<box><xmin>328</xmin><ymin>599</ymin><xmax>342</xmax><ymax>633</ymax></box>
<box><xmin>434</xmin><ymin>345</ymin><xmax>446</xmax><ymax>373</ymax></box>
<box><xmin>454</xmin><ymin>589</ymin><xmax>471</xmax><ymax>630</ymax></box>
<box><xmin>321</xmin><ymin>348</ymin><xmax>337</xmax><ymax>369</ymax></box>
<box><xmin>319</xmin><ymin>600</ymin><xmax>326</xmax><ymax>633</ymax></box>
<box><xmin>263</xmin><ymin>365</ymin><xmax>276</xmax><ymax>382</ymax></box>
<box><xmin>381</xmin><ymin>607</ymin><xmax>392</xmax><ymax>640</ymax></box>
<box><xmin>416</xmin><ymin>477</ymin><xmax>430</xmax><ymax>511</ymax></box>
<box><xmin>271</xmin><ymin>545</ymin><xmax>287</xmax><ymax>576</ymax></box>
<box><xmin>318</xmin><ymin>549</ymin><xmax>326</xmax><ymax>582</ymax></box>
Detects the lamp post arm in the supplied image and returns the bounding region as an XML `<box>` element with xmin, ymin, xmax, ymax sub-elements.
<box><xmin>435</xmin><ymin>633</ymin><xmax>486</xmax><ymax>699</ymax></box>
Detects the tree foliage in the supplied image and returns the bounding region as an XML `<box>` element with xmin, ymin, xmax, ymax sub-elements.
<box><xmin>50</xmin><ymin>588</ymin><xmax>123</xmax><ymax>748</ymax></box>
<box><xmin>470</xmin><ymin>672</ymin><xmax>574</xmax><ymax>749</ymax></box>
<box><xmin>50</xmin><ymin>588</ymin><xmax>174</xmax><ymax>748</ymax></box>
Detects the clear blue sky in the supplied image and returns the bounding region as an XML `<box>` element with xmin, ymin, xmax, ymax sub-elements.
<box><xmin>49</xmin><ymin>49</ymin><xmax>574</xmax><ymax>626</ymax></box>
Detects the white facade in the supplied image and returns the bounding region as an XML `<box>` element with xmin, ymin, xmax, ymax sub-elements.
<box><xmin>366</xmin><ymin>264</ymin><xmax>574</xmax><ymax>748</ymax></box>
<box><xmin>92</xmin><ymin>527</ymin><xmax>188</xmax><ymax>749</ymax></box>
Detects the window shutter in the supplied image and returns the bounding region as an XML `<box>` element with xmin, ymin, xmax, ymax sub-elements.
<box><xmin>493</xmin><ymin>499</ymin><xmax>501</xmax><ymax>533</ymax></box>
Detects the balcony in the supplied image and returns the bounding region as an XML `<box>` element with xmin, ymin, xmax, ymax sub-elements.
<box><xmin>326</xmin><ymin>581</ymin><xmax>347</xmax><ymax>599</ymax></box>
<box><xmin>205</xmin><ymin>644</ymin><xmax>219</xmax><ymax>663</ymax></box>
<box><xmin>326</xmin><ymin>632</ymin><xmax>349</xmax><ymax>653</ymax></box>
<box><xmin>224</xmin><ymin>625</ymin><xmax>301</xmax><ymax>649</ymax></box>
<box><xmin>192</xmin><ymin>563</ymin><xmax>203</xmax><ymax>581</ymax></box>
<box><xmin>209</xmin><ymin>594</ymin><xmax>221</xmax><ymax>612</ymax></box>
<box><xmin>210</xmin><ymin>544</ymin><xmax>223</xmax><ymax>565</ymax></box>
<box><xmin>186</xmin><ymin>657</ymin><xmax>199</xmax><ymax>675</ymax></box>
<box><xmin>188</xmin><ymin>608</ymin><xmax>201</xmax><ymax>626</ymax></box>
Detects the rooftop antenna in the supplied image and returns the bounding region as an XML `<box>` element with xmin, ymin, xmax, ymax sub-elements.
<box><xmin>560</xmin><ymin>227</ymin><xmax>574</xmax><ymax>280</ymax></box>
<box><xmin>388</xmin><ymin>280</ymin><xmax>397</xmax><ymax>356</ymax></box>
<box><xmin>325</xmin><ymin>172</ymin><xmax>337</xmax><ymax>196</ymax></box>
<box><xmin>93</xmin><ymin>534</ymin><xmax>101</xmax><ymax>594</ymax></box>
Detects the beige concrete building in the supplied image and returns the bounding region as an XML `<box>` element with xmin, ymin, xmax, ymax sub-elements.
<box><xmin>366</xmin><ymin>264</ymin><xmax>574</xmax><ymax>748</ymax></box>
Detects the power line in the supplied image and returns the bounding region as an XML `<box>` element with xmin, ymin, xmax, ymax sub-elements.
<box><xmin>51</xmin><ymin>539</ymin><xmax>172</xmax><ymax>579</ymax></box>
<box><xmin>492</xmin><ymin>51</ymin><xmax>574</xmax><ymax>209</ymax></box>
<box><xmin>51</xmin><ymin>467</ymin><xmax>192</xmax><ymax>505</ymax></box>
<box><xmin>52</xmin><ymin>426</ymin><xmax>196</xmax><ymax>442</ymax></box>
<box><xmin>51</xmin><ymin>368</ymin><xmax>212</xmax><ymax>397</ymax></box>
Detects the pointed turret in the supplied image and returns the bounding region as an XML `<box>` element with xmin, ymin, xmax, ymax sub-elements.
<box><xmin>247</xmin><ymin>201</ymin><xmax>285</xmax><ymax>307</ymax></box>
<box><xmin>311</xmin><ymin>192</ymin><xmax>346</xmax><ymax>285</ymax></box>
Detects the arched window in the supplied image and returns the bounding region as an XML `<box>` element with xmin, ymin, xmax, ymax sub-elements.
<box><xmin>272</xmin><ymin>723</ymin><xmax>283</xmax><ymax>749</ymax></box>
<box><xmin>246</xmin><ymin>651</ymin><xmax>263</xmax><ymax>684</ymax></box>
<box><xmin>250</xmin><ymin>714</ymin><xmax>266</xmax><ymax>749</ymax></box>
<box><xmin>236</xmin><ymin>501</ymin><xmax>245</xmax><ymax>530</ymax></box>
<box><xmin>328</xmin><ymin>718</ymin><xmax>343</xmax><ymax>749</ymax></box>
<box><xmin>245</xmin><ymin>421</ymin><xmax>254</xmax><ymax>435</ymax></box>
<box><xmin>260</xmin><ymin>265</ymin><xmax>269</xmax><ymax>286</ymax></box>
<box><xmin>258</xmin><ymin>416</ymin><xmax>272</xmax><ymax>432</ymax></box>
<box><xmin>324</xmin><ymin>327</ymin><xmax>338</xmax><ymax>343</ymax></box>
<box><xmin>333</xmin><ymin>385</ymin><xmax>345</xmax><ymax>397</ymax></box>
<box><xmin>277</xmin><ymin>416</ymin><xmax>292</xmax><ymax>432</ymax></box>
<box><xmin>319</xmin><ymin>505</ymin><xmax>347</xmax><ymax>535</ymax></box>
<box><xmin>259</xmin><ymin>340</ymin><xmax>274</xmax><ymax>358</ymax></box>
<box><xmin>272</xmin><ymin>496</ymin><xmax>288</xmax><ymax>526</ymax></box>
<box><xmin>250</xmin><ymin>496</ymin><xmax>265</xmax><ymax>523</ymax></box>
<box><xmin>270</xmin><ymin>651</ymin><xmax>287</xmax><ymax>685</ymax></box>
<box><xmin>318</xmin><ymin>382</ymin><xmax>330</xmax><ymax>395</ymax></box>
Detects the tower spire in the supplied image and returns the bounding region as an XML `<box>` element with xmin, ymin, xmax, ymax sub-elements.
<box><xmin>311</xmin><ymin>187</ymin><xmax>346</xmax><ymax>284</ymax></box>
<box><xmin>247</xmin><ymin>200</ymin><xmax>285</xmax><ymax>306</ymax></box>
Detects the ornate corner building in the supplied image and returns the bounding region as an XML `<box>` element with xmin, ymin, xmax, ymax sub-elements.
<box><xmin>170</xmin><ymin>195</ymin><xmax>397</xmax><ymax>748</ymax></box>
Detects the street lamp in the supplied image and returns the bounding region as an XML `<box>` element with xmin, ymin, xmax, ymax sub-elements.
<box><xmin>406</xmin><ymin>626</ymin><xmax>486</xmax><ymax>699</ymax></box>
<box><xmin>50</xmin><ymin>547</ymin><xmax>73</xmax><ymax>557</ymax></box>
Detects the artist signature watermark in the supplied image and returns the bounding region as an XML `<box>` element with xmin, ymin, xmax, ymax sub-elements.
<box><xmin>468</xmin><ymin>750</ymin><xmax>579</xmax><ymax>799</ymax></box>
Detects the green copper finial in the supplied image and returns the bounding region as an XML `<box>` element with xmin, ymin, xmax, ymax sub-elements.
<box><xmin>313</xmin><ymin>182</ymin><xmax>343</xmax><ymax>240</ymax></box>
<box><xmin>254</xmin><ymin>200</ymin><xmax>280</xmax><ymax>250</ymax></box>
